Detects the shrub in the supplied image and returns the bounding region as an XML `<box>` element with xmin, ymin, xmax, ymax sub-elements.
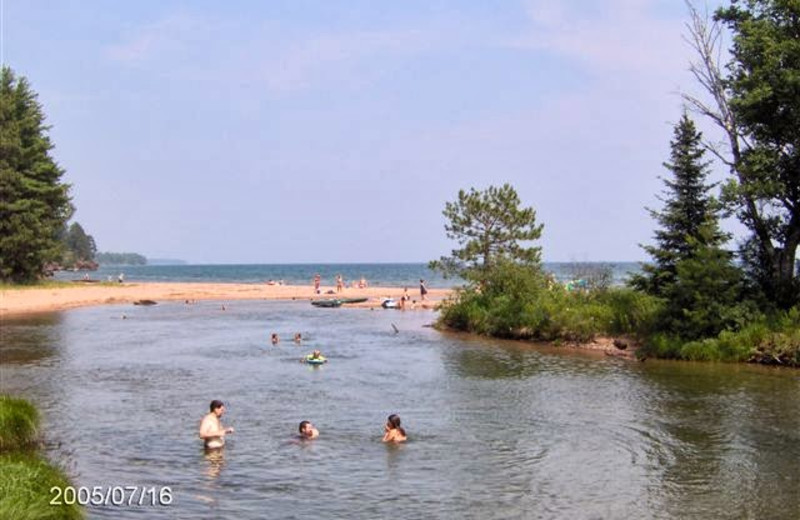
<box><xmin>0</xmin><ymin>395</ymin><xmax>39</xmax><ymax>451</ymax></box>
<box><xmin>0</xmin><ymin>453</ymin><xmax>82</xmax><ymax>520</ymax></box>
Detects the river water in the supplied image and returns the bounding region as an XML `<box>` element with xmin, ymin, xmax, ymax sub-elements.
<box><xmin>1</xmin><ymin>301</ymin><xmax>798</xmax><ymax>519</ymax></box>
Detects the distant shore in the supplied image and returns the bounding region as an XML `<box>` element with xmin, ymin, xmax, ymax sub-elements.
<box><xmin>0</xmin><ymin>282</ymin><xmax>452</xmax><ymax>317</ymax></box>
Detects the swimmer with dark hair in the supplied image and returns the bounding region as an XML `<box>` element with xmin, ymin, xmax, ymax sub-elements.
<box><xmin>382</xmin><ymin>414</ymin><xmax>407</xmax><ymax>443</ymax></box>
<box><xmin>298</xmin><ymin>420</ymin><xmax>319</xmax><ymax>439</ymax></box>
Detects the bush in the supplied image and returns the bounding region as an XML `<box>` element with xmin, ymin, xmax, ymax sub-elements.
<box><xmin>0</xmin><ymin>453</ymin><xmax>82</xmax><ymax>520</ymax></box>
<box><xmin>439</xmin><ymin>268</ymin><xmax>662</xmax><ymax>343</ymax></box>
<box><xmin>0</xmin><ymin>395</ymin><xmax>39</xmax><ymax>451</ymax></box>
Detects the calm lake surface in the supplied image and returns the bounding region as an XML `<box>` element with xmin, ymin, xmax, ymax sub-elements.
<box><xmin>1</xmin><ymin>301</ymin><xmax>798</xmax><ymax>519</ymax></box>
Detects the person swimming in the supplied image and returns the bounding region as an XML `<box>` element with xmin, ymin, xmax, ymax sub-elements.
<box><xmin>294</xmin><ymin>333</ymin><xmax>302</xmax><ymax>344</ymax></box>
<box><xmin>302</xmin><ymin>350</ymin><xmax>327</xmax><ymax>363</ymax></box>
<box><xmin>271</xmin><ymin>333</ymin><xmax>279</xmax><ymax>346</ymax></box>
<box><xmin>199</xmin><ymin>400</ymin><xmax>235</xmax><ymax>449</ymax></box>
<box><xmin>382</xmin><ymin>414</ymin><xmax>407</xmax><ymax>443</ymax></box>
<box><xmin>298</xmin><ymin>420</ymin><xmax>319</xmax><ymax>439</ymax></box>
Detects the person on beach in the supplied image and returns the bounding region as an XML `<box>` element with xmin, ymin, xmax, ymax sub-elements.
<box><xmin>294</xmin><ymin>333</ymin><xmax>302</xmax><ymax>344</ymax></box>
<box><xmin>359</xmin><ymin>276</ymin><xmax>367</xmax><ymax>288</ymax></box>
<box><xmin>298</xmin><ymin>420</ymin><xmax>319</xmax><ymax>440</ymax></box>
<box><xmin>382</xmin><ymin>414</ymin><xmax>407</xmax><ymax>443</ymax></box>
<box><xmin>271</xmin><ymin>333</ymin><xmax>279</xmax><ymax>346</ymax></box>
<box><xmin>313</xmin><ymin>274</ymin><xmax>321</xmax><ymax>294</ymax></box>
<box><xmin>118</xmin><ymin>273</ymin><xmax>125</xmax><ymax>283</ymax></box>
<box><xmin>199</xmin><ymin>400</ymin><xmax>235</xmax><ymax>449</ymax></box>
<box><xmin>336</xmin><ymin>275</ymin><xmax>343</xmax><ymax>293</ymax></box>
<box><xmin>419</xmin><ymin>279</ymin><xmax>428</xmax><ymax>301</ymax></box>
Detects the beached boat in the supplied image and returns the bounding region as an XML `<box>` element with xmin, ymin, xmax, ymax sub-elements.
<box><xmin>340</xmin><ymin>297</ymin><xmax>368</xmax><ymax>304</ymax></box>
<box><xmin>311</xmin><ymin>299</ymin><xmax>342</xmax><ymax>308</ymax></box>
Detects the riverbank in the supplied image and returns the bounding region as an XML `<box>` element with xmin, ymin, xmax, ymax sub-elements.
<box><xmin>0</xmin><ymin>395</ymin><xmax>82</xmax><ymax>519</ymax></box>
<box><xmin>0</xmin><ymin>282</ymin><xmax>453</xmax><ymax>317</ymax></box>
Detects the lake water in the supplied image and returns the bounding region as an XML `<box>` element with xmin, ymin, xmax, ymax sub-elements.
<box><xmin>1</xmin><ymin>300</ymin><xmax>798</xmax><ymax>519</ymax></box>
<box><xmin>54</xmin><ymin>262</ymin><xmax>642</xmax><ymax>288</ymax></box>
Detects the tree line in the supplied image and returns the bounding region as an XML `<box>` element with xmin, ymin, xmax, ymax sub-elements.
<box><xmin>1</xmin><ymin>66</ymin><xmax>151</xmax><ymax>280</ymax></box>
<box><xmin>431</xmin><ymin>0</ymin><xmax>799</xmax><ymax>364</ymax></box>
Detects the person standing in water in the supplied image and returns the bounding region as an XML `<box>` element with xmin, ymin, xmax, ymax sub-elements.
<box><xmin>382</xmin><ymin>414</ymin><xmax>407</xmax><ymax>443</ymax></box>
<box><xmin>298</xmin><ymin>420</ymin><xmax>319</xmax><ymax>439</ymax></box>
<box><xmin>199</xmin><ymin>400</ymin><xmax>234</xmax><ymax>449</ymax></box>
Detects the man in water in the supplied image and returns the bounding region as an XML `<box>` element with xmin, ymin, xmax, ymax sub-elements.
<box><xmin>298</xmin><ymin>420</ymin><xmax>319</xmax><ymax>439</ymax></box>
<box><xmin>199</xmin><ymin>400</ymin><xmax>234</xmax><ymax>449</ymax></box>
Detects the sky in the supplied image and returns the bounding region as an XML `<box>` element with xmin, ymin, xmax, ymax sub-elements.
<box><xmin>2</xmin><ymin>0</ymin><xmax>734</xmax><ymax>263</ymax></box>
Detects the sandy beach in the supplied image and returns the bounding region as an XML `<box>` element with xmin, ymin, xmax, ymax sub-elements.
<box><xmin>0</xmin><ymin>282</ymin><xmax>453</xmax><ymax>317</ymax></box>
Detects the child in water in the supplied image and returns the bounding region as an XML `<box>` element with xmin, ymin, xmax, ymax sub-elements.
<box><xmin>302</xmin><ymin>350</ymin><xmax>327</xmax><ymax>363</ymax></box>
<box><xmin>382</xmin><ymin>414</ymin><xmax>407</xmax><ymax>443</ymax></box>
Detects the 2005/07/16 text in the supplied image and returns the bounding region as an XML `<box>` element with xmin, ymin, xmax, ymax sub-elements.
<box><xmin>50</xmin><ymin>486</ymin><xmax>173</xmax><ymax>507</ymax></box>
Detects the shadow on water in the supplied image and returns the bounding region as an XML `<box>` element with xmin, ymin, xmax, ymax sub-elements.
<box><xmin>632</xmin><ymin>361</ymin><xmax>800</xmax><ymax>519</ymax></box>
<box><xmin>0</xmin><ymin>313</ymin><xmax>64</xmax><ymax>365</ymax></box>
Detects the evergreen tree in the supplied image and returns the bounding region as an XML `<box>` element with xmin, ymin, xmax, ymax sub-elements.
<box><xmin>63</xmin><ymin>222</ymin><xmax>97</xmax><ymax>264</ymax></box>
<box><xmin>429</xmin><ymin>184</ymin><xmax>543</xmax><ymax>283</ymax></box>
<box><xmin>632</xmin><ymin>114</ymin><xmax>741</xmax><ymax>339</ymax></box>
<box><xmin>684</xmin><ymin>1</ymin><xmax>800</xmax><ymax>308</ymax></box>
<box><xmin>632</xmin><ymin>114</ymin><xmax>730</xmax><ymax>295</ymax></box>
<box><xmin>0</xmin><ymin>67</ymin><xmax>73</xmax><ymax>282</ymax></box>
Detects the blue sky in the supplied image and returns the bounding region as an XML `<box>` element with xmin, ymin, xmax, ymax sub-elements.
<box><xmin>3</xmin><ymin>0</ymin><xmax>731</xmax><ymax>263</ymax></box>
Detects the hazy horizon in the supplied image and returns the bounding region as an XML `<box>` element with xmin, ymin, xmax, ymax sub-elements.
<box><xmin>4</xmin><ymin>0</ymin><xmax>741</xmax><ymax>264</ymax></box>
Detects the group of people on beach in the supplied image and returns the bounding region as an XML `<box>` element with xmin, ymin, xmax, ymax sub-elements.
<box><xmin>199</xmin><ymin>400</ymin><xmax>406</xmax><ymax>448</ymax></box>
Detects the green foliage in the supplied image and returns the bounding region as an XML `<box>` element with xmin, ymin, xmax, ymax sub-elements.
<box><xmin>0</xmin><ymin>66</ymin><xmax>73</xmax><ymax>282</ymax></box>
<box><xmin>95</xmin><ymin>252</ymin><xmax>147</xmax><ymax>266</ymax></box>
<box><xmin>632</xmin><ymin>114</ymin><xmax>734</xmax><ymax>295</ymax></box>
<box><xmin>639</xmin><ymin>307</ymin><xmax>800</xmax><ymax>365</ymax></box>
<box><xmin>0</xmin><ymin>395</ymin><xmax>39</xmax><ymax>451</ymax></box>
<box><xmin>61</xmin><ymin>222</ymin><xmax>96</xmax><ymax>265</ymax></box>
<box><xmin>709</xmin><ymin>1</ymin><xmax>800</xmax><ymax>308</ymax></box>
<box><xmin>429</xmin><ymin>184</ymin><xmax>543</xmax><ymax>281</ymax></box>
<box><xmin>0</xmin><ymin>453</ymin><xmax>83</xmax><ymax>520</ymax></box>
<box><xmin>633</xmin><ymin>114</ymin><xmax>743</xmax><ymax>340</ymax></box>
<box><xmin>0</xmin><ymin>396</ymin><xmax>83</xmax><ymax>518</ymax></box>
<box><xmin>438</xmin><ymin>260</ymin><xmax>663</xmax><ymax>343</ymax></box>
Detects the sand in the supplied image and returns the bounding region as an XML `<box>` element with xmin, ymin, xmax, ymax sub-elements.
<box><xmin>0</xmin><ymin>282</ymin><xmax>453</xmax><ymax>317</ymax></box>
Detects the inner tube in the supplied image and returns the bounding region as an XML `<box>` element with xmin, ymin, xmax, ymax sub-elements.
<box><xmin>306</xmin><ymin>357</ymin><xmax>326</xmax><ymax>365</ymax></box>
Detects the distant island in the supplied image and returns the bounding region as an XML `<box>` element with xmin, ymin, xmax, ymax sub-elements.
<box><xmin>95</xmin><ymin>252</ymin><xmax>147</xmax><ymax>266</ymax></box>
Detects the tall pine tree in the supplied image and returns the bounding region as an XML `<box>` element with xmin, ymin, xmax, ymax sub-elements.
<box><xmin>632</xmin><ymin>114</ymin><xmax>742</xmax><ymax>339</ymax></box>
<box><xmin>0</xmin><ymin>67</ymin><xmax>73</xmax><ymax>282</ymax></box>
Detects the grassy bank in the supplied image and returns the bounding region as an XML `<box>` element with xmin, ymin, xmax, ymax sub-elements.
<box><xmin>438</xmin><ymin>270</ymin><xmax>800</xmax><ymax>366</ymax></box>
<box><xmin>0</xmin><ymin>395</ymin><xmax>82</xmax><ymax>520</ymax></box>
<box><xmin>641</xmin><ymin>307</ymin><xmax>800</xmax><ymax>365</ymax></box>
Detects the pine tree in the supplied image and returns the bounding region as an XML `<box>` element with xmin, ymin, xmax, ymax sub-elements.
<box><xmin>429</xmin><ymin>183</ymin><xmax>543</xmax><ymax>283</ymax></box>
<box><xmin>0</xmin><ymin>67</ymin><xmax>73</xmax><ymax>282</ymax></box>
<box><xmin>632</xmin><ymin>114</ymin><xmax>729</xmax><ymax>294</ymax></box>
<box><xmin>631</xmin><ymin>114</ymin><xmax>742</xmax><ymax>339</ymax></box>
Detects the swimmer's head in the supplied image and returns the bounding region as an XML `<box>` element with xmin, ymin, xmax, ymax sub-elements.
<box><xmin>210</xmin><ymin>400</ymin><xmax>225</xmax><ymax>415</ymax></box>
<box><xmin>387</xmin><ymin>414</ymin><xmax>401</xmax><ymax>429</ymax></box>
<box><xmin>299</xmin><ymin>420</ymin><xmax>312</xmax><ymax>434</ymax></box>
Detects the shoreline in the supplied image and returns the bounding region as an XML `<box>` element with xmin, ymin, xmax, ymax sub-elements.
<box><xmin>0</xmin><ymin>282</ymin><xmax>453</xmax><ymax>317</ymax></box>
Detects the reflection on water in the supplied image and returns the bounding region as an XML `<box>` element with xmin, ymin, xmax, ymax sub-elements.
<box><xmin>0</xmin><ymin>313</ymin><xmax>64</xmax><ymax>364</ymax></box>
<box><xmin>1</xmin><ymin>301</ymin><xmax>798</xmax><ymax>519</ymax></box>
